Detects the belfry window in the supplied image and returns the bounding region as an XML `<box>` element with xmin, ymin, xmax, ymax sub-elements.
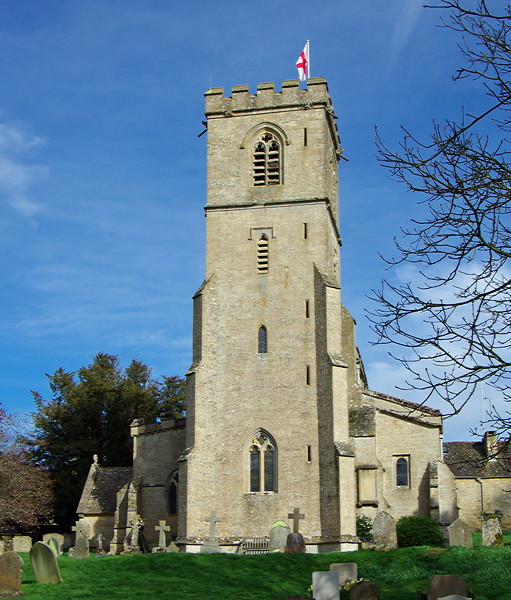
<box><xmin>257</xmin><ymin>234</ymin><xmax>269</xmax><ymax>273</ymax></box>
<box><xmin>249</xmin><ymin>431</ymin><xmax>277</xmax><ymax>492</ymax></box>
<box><xmin>253</xmin><ymin>132</ymin><xmax>281</xmax><ymax>186</ymax></box>
<box><xmin>258</xmin><ymin>326</ymin><xmax>267</xmax><ymax>353</ymax></box>
<box><xmin>396</xmin><ymin>457</ymin><xmax>409</xmax><ymax>487</ymax></box>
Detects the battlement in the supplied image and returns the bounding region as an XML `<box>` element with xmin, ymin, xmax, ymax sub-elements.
<box><xmin>205</xmin><ymin>78</ymin><xmax>332</xmax><ymax>116</ymax></box>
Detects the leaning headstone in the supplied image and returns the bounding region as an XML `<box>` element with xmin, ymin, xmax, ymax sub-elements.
<box><xmin>427</xmin><ymin>575</ymin><xmax>466</xmax><ymax>600</ymax></box>
<box><xmin>29</xmin><ymin>542</ymin><xmax>62</xmax><ymax>584</ymax></box>
<box><xmin>0</xmin><ymin>551</ymin><xmax>24</xmax><ymax>598</ymax></box>
<box><xmin>330</xmin><ymin>563</ymin><xmax>357</xmax><ymax>587</ymax></box>
<box><xmin>12</xmin><ymin>537</ymin><xmax>31</xmax><ymax>554</ymax></box>
<box><xmin>372</xmin><ymin>511</ymin><xmax>397</xmax><ymax>551</ymax></box>
<box><xmin>350</xmin><ymin>579</ymin><xmax>379</xmax><ymax>600</ymax></box>
<box><xmin>47</xmin><ymin>537</ymin><xmax>60</xmax><ymax>558</ymax></box>
<box><xmin>312</xmin><ymin>571</ymin><xmax>340</xmax><ymax>600</ymax></box>
<box><xmin>481</xmin><ymin>517</ymin><xmax>502</xmax><ymax>546</ymax></box>
<box><xmin>285</xmin><ymin>532</ymin><xmax>306</xmax><ymax>554</ymax></box>
<box><xmin>447</xmin><ymin>518</ymin><xmax>475</xmax><ymax>548</ymax></box>
<box><xmin>270</xmin><ymin>520</ymin><xmax>291</xmax><ymax>551</ymax></box>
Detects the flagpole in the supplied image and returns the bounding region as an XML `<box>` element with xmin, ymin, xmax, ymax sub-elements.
<box><xmin>307</xmin><ymin>40</ymin><xmax>310</xmax><ymax>80</ymax></box>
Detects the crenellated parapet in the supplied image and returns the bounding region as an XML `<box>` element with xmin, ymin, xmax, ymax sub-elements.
<box><xmin>205</xmin><ymin>78</ymin><xmax>333</xmax><ymax>116</ymax></box>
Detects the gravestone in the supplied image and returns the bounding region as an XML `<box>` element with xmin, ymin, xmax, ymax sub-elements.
<box><xmin>0</xmin><ymin>551</ymin><xmax>23</xmax><ymax>598</ymax></box>
<box><xmin>372</xmin><ymin>512</ymin><xmax>397</xmax><ymax>551</ymax></box>
<box><xmin>71</xmin><ymin>522</ymin><xmax>89</xmax><ymax>558</ymax></box>
<box><xmin>166</xmin><ymin>541</ymin><xmax>179</xmax><ymax>553</ymax></box>
<box><xmin>201</xmin><ymin>510</ymin><xmax>221</xmax><ymax>553</ymax></box>
<box><xmin>95</xmin><ymin>534</ymin><xmax>107</xmax><ymax>557</ymax></box>
<box><xmin>287</xmin><ymin>508</ymin><xmax>305</xmax><ymax>534</ymax></box>
<box><xmin>437</xmin><ymin>596</ymin><xmax>471</xmax><ymax>600</ymax></box>
<box><xmin>481</xmin><ymin>517</ymin><xmax>502</xmax><ymax>546</ymax></box>
<box><xmin>330</xmin><ymin>563</ymin><xmax>357</xmax><ymax>587</ymax></box>
<box><xmin>12</xmin><ymin>537</ymin><xmax>31</xmax><ymax>554</ymax></box>
<box><xmin>155</xmin><ymin>520</ymin><xmax>170</xmax><ymax>549</ymax></box>
<box><xmin>350</xmin><ymin>580</ymin><xmax>380</xmax><ymax>600</ymax></box>
<box><xmin>29</xmin><ymin>542</ymin><xmax>62</xmax><ymax>584</ymax></box>
<box><xmin>42</xmin><ymin>534</ymin><xmax>65</xmax><ymax>552</ymax></box>
<box><xmin>285</xmin><ymin>532</ymin><xmax>306</xmax><ymax>554</ymax></box>
<box><xmin>269</xmin><ymin>520</ymin><xmax>291</xmax><ymax>551</ymax></box>
<box><xmin>447</xmin><ymin>518</ymin><xmax>474</xmax><ymax>548</ymax></box>
<box><xmin>312</xmin><ymin>571</ymin><xmax>340</xmax><ymax>600</ymax></box>
<box><xmin>427</xmin><ymin>575</ymin><xmax>466</xmax><ymax>600</ymax></box>
<box><xmin>47</xmin><ymin>537</ymin><xmax>60</xmax><ymax>558</ymax></box>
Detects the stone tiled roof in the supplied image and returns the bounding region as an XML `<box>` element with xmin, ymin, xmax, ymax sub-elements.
<box><xmin>443</xmin><ymin>441</ymin><xmax>511</xmax><ymax>478</ymax></box>
<box><xmin>77</xmin><ymin>466</ymin><xmax>132</xmax><ymax>515</ymax></box>
<box><xmin>366</xmin><ymin>389</ymin><xmax>442</xmax><ymax>416</ymax></box>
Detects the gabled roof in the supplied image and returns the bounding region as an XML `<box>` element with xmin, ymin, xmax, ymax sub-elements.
<box><xmin>443</xmin><ymin>441</ymin><xmax>511</xmax><ymax>478</ymax></box>
<box><xmin>77</xmin><ymin>466</ymin><xmax>133</xmax><ymax>515</ymax></box>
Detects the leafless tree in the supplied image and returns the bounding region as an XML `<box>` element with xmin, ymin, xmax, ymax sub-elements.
<box><xmin>370</xmin><ymin>1</ymin><xmax>511</xmax><ymax>424</ymax></box>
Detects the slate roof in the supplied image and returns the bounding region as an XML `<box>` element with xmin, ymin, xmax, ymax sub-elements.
<box><xmin>77</xmin><ymin>466</ymin><xmax>133</xmax><ymax>515</ymax></box>
<box><xmin>443</xmin><ymin>441</ymin><xmax>511</xmax><ymax>478</ymax></box>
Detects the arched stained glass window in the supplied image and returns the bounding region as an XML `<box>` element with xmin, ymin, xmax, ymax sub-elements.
<box><xmin>396</xmin><ymin>457</ymin><xmax>409</xmax><ymax>487</ymax></box>
<box><xmin>249</xmin><ymin>431</ymin><xmax>277</xmax><ymax>492</ymax></box>
<box><xmin>168</xmin><ymin>471</ymin><xmax>178</xmax><ymax>514</ymax></box>
<box><xmin>258</xmin><ymin>326</ymin><xmax>267</xmax><ymax>353</ymax></box>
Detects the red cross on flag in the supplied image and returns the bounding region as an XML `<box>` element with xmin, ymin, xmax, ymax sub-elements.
<box><xmin>296</xmin><ymin>41</ymin><xmax>310</xmax><ymax>81</ymax></box>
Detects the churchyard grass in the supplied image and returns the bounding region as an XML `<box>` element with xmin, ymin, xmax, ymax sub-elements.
<box><xmin>17</xmin><ymin>545</ymin><xmax>511</xmax><ymax>600</ymax></box>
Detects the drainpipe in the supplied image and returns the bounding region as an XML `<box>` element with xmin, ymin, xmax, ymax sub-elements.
<box><xmin>476</xmin><ymin>478</ymin><xmax>485</xmax><ymax>513</ymax></box>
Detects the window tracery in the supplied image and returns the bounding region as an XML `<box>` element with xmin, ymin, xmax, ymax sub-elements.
<box><xmin>253</xmin><ymin>132</ymin><xmax>281</xmax><ymax>186</ymax></box>
<box><xmin>249</xmin><ymin>431</ymin><xmax>277</xmax><ymax>492</ymax></box>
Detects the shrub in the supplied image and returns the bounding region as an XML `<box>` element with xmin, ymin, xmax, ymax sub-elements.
<box><xmin>396</xmin><ymin>515</ymin><xmax>444</xmax><ymax>548</ymax></box>
<box><xmin>356</xmin><ymin>515</ymin><xmax>373</xmax><ymax>541</ymax></box>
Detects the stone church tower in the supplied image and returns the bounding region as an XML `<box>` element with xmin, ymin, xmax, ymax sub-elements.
<box><xmin>181</xmin><ymin>78</ymin><xmax>358</xmax><ymax>550</ymax></box>
<box><xmin>78</xmin><ymin>79</ymin><xmax>451</xmax><ymax>554</ymax></box>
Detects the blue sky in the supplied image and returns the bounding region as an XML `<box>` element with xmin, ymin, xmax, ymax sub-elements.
<box><xmin>0</xmin><ymin>0</ymin><xmax>495</xmax><ymax>440</ymax></box>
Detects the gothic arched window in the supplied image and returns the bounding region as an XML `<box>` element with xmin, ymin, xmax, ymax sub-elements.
<box><xmin>253</xmin><ymin>132</ymin><xmax>281</xmax><ymax>186</ymax></box>
<box><xmin>396</xmin><ymin>457</ymin><xmax>409</xmax><ymax>487</ymax></box>
<box><xmin>168</xmin><ymin>471</ymin><xmax>178</xmax><ymax>514</ymax></box>
<box><xmin>258</xmin><ymin>326</ymin><xmax>267</xmax><ymax>353</ymax></box>
<box><xmin>249</xmin><ymin>431</ymin><xmax>277</xmax><ymax>492</ymax></box>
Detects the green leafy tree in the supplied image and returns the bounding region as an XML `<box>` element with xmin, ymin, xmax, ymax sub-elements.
<box><xmin>0</xmin><ymin>405</ymin><xmax>53</xmax><ymax>532</ymax></box>
<box><xmin>371</xmin><ymin>2</ymin><xmax>511</xmax><ymax>429</ymax></box>
<box><xmin>28</xmin><ymin>353</ymin><xmax>186</xmax><ymax>526</ymax></box>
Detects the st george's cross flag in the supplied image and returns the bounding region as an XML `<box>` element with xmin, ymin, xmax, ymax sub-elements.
<box><xmin>296</xmin><ymin>41</ymin><xmax>310</xmax><ymax>81</ymax></box>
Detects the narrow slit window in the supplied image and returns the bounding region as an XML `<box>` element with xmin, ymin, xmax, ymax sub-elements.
<box><xmin>307</xmin><ymin>445</ymin><xmax>312</xmax><ymax>463</ymax></box>
<box><xmin>257</xmin><ymin>234</ymin><xmax>269</xmax><ymax>273</ymax></box>
<box><xmin>258</xmin><ymin>326</ymin><xmax>267</xmax><ymax>354</ymax></box>
<box><xmin>305</xmin><ymin>300</ymin><xmax>310</xmax><ymax>318</ymax></box>
<box><xmin>304</xmin><ymin>128</ymin><xmax>308</xmax><ymax>146</ymax></box>
<box><xmin>304</xmin><ymin>223</ymin><xmax>308</xmax><ymax>239</ymax></box>
<box><xmin>253</xmin><ymin>132</ymin><xmax>281</xmax><ymax>186</ymax></box>
<box><xmin>168</xmin><ymin>471</ymin><xmax>178</xmax><ymax>515</ymax></box>
<box><xmin>306</xmin><ymin>365</ymin><xmax>311</xmax><ymax>385</ymax></box>
<box><xmin>396</xmin><ymin>457</ymin><xmax>409</xmax><ymax>487</ymax></box>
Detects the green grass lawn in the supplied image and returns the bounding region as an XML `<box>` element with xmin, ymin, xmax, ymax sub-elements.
<box><xmin>19</xmin><ymin>546</ymin><xmax>511</xmax><ymax>600</ymax></box>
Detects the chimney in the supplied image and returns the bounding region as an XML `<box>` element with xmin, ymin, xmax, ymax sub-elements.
<box><xmin>484</xmin><ymin>431</ymin><xmax>498</xmax><ymax>459</ymax></box>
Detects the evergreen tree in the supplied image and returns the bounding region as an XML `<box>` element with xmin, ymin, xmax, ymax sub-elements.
<box><xmin>28</xmin><ymin>353</ymin><xmax>185</xmax><ymax>526</ymax></box>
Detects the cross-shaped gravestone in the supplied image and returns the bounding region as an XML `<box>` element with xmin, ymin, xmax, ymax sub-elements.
<box><xmin>96</xmin><ymin>534</ymin><xmax>104</xmax><ymax>551</ymax></box>
<box><xmin>130</xmin><ymin>515</ymin><xmax>144</xmax><ymax>547</ymax></box>
<box><xmin>204</xmin><ymin>510</ymin><xmax>221</xmax><ymax>540</ymax></box>
<box><xmin>155</xmin><ymin>520</ymin><xmax>170</xmax><ymax>548</ymax></box>
<box><xmin>72</xmin><ymin>521</ymin><xmax>85</xmax><ymax>539</ymax></box>
<box><xmin>288</xmin><ymin>507</ymin><xmax>305</xmax><ymax>533</ymax></box>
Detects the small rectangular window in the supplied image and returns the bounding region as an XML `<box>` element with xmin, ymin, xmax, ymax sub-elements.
<box><xmin>303</xmin><ymin>223</ymin><xmax>308</xmax><ymax>239</ymax></box>
<box><xmin>305</xmin><ymin>300</ymin><xmax>310</xmax><ymax>319</ymax></box>
<box><xmin>306</xmin><ymin>365</ymin><xmax>311</xmax><ymax>385</ymax></box>
<box><xmin>304</xmin><ymin>128</ymin><xmax>308</xmax><ymax>146</ymax></box>
<box><xmin>307</xmin><ymin>445</ymin><xmax>312</xmax><ymax>463</ymax></box>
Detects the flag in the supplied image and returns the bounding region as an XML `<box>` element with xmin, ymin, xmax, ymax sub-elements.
<box><xmin>296</xmin><ymin>41</ymin><xmax>310</xmax><ymax>81</ymax></box>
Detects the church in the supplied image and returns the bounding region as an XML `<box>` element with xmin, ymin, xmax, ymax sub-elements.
<box><xmin>77</xmin><ymin>78</ymin><xmax>504</xmax><ymax>553</ymax></box>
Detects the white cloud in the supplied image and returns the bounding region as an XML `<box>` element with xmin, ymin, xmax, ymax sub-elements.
<box><xmin>0</xmin><ymin>122</ymin><xmax>46</xmax><ymax>218</ymax></box>
<box><xmin>389</xmin><ymin>1</ymin><xmax>423</xmax><ymax>63</ymax></box>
